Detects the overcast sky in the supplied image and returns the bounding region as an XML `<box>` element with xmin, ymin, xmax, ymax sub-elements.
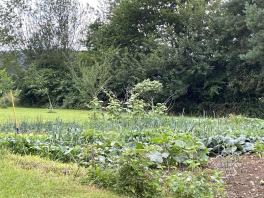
<box><xmin>79</xmin><ymin>0</ymin><xmax>100</xmax><ymax>8</ymax></box>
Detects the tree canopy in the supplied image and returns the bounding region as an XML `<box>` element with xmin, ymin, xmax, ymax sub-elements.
<box><xmin>0</xmin><ymin>0</ymin><xmax>263</xmax><ymax>117</ymax></box>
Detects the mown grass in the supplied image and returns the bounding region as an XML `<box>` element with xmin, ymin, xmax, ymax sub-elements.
<box><xmin>0</xmin><ymin>152</ymin><xmax>123</xmax><ymax>198</ymax></box>
<box><xmin>0</xmin><ymin>107</ymin><xmax>91</xmax><ymax>122</ymax></box>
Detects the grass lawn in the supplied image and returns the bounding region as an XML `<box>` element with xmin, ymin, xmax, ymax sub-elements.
<box><xmin>0</xmin><ymin>152</ymin><xmax>122</xmax><ymax>198</ymax></box>
<box><xmin>0</xmin><ymin>107</ymin><xmax>91</xmax><ymax>123</ymax></box>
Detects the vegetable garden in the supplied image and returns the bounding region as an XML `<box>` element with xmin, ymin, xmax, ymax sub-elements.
<box><xmin>1</xmin><ymin>105</ymin><xmax>264</xmax><ymax>197</ymax></box>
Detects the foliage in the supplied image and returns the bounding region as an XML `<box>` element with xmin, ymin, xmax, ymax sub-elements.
<box><xmin>1</xmin><ymin>110</ymin><xmax>264</xmax><ymax>197</ymax></box>
<box><xmin>132</xmin><ymin>79</ymin><xmax>162</xmax><ymax>101</ymax></box>
<box><xmin>0</xmin><ymin>69</ymin><xmax>14</xmax><ymax>107</ymax></box>
<box><xmin>116</xmin><ymin>148</ymin><xmax>162</xmax><ymax>198</ymax></box>
<box><xmin>0</xmin><ymin>0</ymin><xmax>90</xmax><ymax>108</ymax></box>
<box><xmin>167</xmin><ymin>170</ymin><xmax>225</xmax><ymax>198</ymax></box>
<box><xmin>243</xmin><ymin>1</ymin><xmax>264</xmax><ymax>65</ymax></box>
<box><xmin>88</xmin><ymin>97</ymin><xmax>103</xmax><ymax>111</ymax></box>
<box><xmin>150</xmin><ymin>133</ymin><xmax>209</xmax><ymax>167</ymax></box>
<box><xmin>83</xmin><ymin>0</ymin><xmax>263</xmax><ymax>116</ymax></box>
<box><xmin>204</xmin><ymin>135</ymin><xmax>264</xmax><ymax>156</ymax></box>
<box><xmin>0</xmin><ymin>69</ymin><xmax>13</xmax><ymax>94</ymax></box>
<box><xmin>0</xmin><ymin>129</ymin><xmax>220</xmax><ymax>197</ymax></box>
<box><xmin>85</xmin><ymin>166</ymin><xmax>118</xmax><ymax>189</ymax></box>
<box><xmin>70</xmin><ymin>49</ymin><xmax>117</xmax><ymax>107</ymax></box>
<box><xmin>0</xmin><ymin>90</ymin><xmax>20</xmax><ymax>108</ymax></box>
<box><xmin>21</xmin><ymin>64</ymin><xmax>55</xmax><ymax>110</ymax></box>
<box><xmin>1</xmin><ymin>0</ymin><xmax>264</xmax><ymax>116</ymax></box>
<box><xmin>254</xmin><ymin>141</ymin><xmax>264</xmax><ymax>157</ymax></box>
<box><xmin>104</xmin><ymin>90</ymin><xmax>124</xmax><ymax>119</ymax></box>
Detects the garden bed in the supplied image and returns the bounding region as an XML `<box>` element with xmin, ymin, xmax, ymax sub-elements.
<box><xmin>209</xmin><ymin>155</ymin><xmax>264</xmax><ymax>198</ymax></box>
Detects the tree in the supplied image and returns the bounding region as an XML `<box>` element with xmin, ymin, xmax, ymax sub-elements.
<box><xmin>208</xmin><ymin>0</ymin><xmax>264</xmax><ymax>103</ymax></box>
<box><xmin>69</xmin><ymin>48</ymin><xmax>116</xmax><ymax>107</ymax></box>
<box><xmin>243</xmin><ymin>1</ymin><xmax>264</xmax><ymax>65</ymax></box>
<box><xmin>0</xmin><ymin>69</ymin><xmax>14</xmax><ymax>107</ymax></box>
<box><xmin>131</xmin><ymin>79</ymin><xmax>163</xmax><ymax>109</ymax></box>
<box><xmin>241</xmin><ymin>1</ymin><xmax>264</xmax><ymax>99</ymax></box>
<box><xmin>0</xmin><ymin>0</ymin><xmax>90</xmax><ymax>51</ymax></box>
<box><xmin>87</xmin><ymin>0</ymin><xmax>218</xmax><ymax>98</ymax></box>
<box><xmin>21</xmin><ymin>65</ymin><xmax>55</xmax><ymax>110</ymax></box>
<box><xmin>0</xmin><ymin>69</ymin><xmax>13</xmax><ymax>95</ymax></box>
<box><xmin>0</xmin><ymin>0</ymin><xmax>93</xmax><ymax>107</ymax></box>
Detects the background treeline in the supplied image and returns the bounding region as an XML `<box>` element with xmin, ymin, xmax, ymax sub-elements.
<box><xmin>0</xmin><ymin>0</ymin><xmax>263</xmax><ymax>118</ymax></box>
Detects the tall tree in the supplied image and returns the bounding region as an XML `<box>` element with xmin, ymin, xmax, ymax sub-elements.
<box><xmin>0</xmin><ymin>0</ymin><xmax>94</xmax><ymax>107</ymax></box>
<box><xmin>86</xmin><ymin>0</ymin><xmax>221</xmax><ymax>102</ymax></box>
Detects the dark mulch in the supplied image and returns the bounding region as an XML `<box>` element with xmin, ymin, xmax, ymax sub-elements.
<box><xmin>209</xmin><ymin>155</ymin><xmax>264</xmax><ymax>198</ymax></box>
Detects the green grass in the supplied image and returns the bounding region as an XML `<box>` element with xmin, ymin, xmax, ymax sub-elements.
<box><xmin>0</xmin><ymin>107</ymin><xmax>91</xmax><ymax>123</ymax></box>
<box><xmin>0</xmin><ymin>152</ymin><xmax>122</xmax><ymax>198</ymax></box>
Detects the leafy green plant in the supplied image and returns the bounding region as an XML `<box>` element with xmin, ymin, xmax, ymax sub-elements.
<box><xmin>117</xmin><ymin>148</ymin><xmax>163</xmax><ymax>198</ymax></box>
<box><xmin>105</xmin><ymin>92</ymin><xmax>123</xmax><ymax>119</ymax></box>
<box><xmin>149</xmin><ymin>103</ymin><xmax>168</xmax><ymax>116</ymax></box>
<box><xmin>1</xmin><ymin>111</ymin><xmax>263</xmax><ymax>198</ymax></box>
<box><xmin>131</xmin><ymin>79</ymin><xmax>162</xmax><ymax>104</ymax></box>
<box><xmin>204</xmin><ymin>135</ymin><xmax>260</xmax><ymax>156</ymax></box>
<box><xmin>84</xmin><ymin>165</ymin><xmax>118</xmax><ymax>189</ymax></box>
<box><xmin>254</xmin><ymin>141</ymin><xmax>264</xmax><ymax>157</ymax></box>
<box><xmin>151</xmin><ymin>133</ymin><xmax>208</xmax><ymax>168</ymax></box>
<box><xmin>0</xmin><ymin>69</ymin><xmax>14</xmax><ymax>108</ymax></box>
<box><xmin>124</xmin><ymin>79</ymin><xmax>167</xmax><ymax>117</ymax></box>
<box><xmin>167</xmin><ymin>170</ymin><xmax>225</xmax><ymax>198</ymax></box>
<box><xmin>126</xmin><ymin>97</ymin><xmax>147</xmax><ymax>117</ymax></box>
<box><xmin>88</xmin><ymin>97</ymin><xmax>103</xmax><ymax>111</ymax></box>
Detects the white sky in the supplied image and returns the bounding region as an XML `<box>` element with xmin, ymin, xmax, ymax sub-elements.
<box><xmin>79</xmin><ymin>0</ymin><xmax>100</xmax><ymax>8</ymax></box>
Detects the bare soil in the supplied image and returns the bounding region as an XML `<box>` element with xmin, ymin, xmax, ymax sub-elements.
<box><xmin>209</xmin><ymin>155</ymin><xmax>264</xmax><ymax>198</ymax></box>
